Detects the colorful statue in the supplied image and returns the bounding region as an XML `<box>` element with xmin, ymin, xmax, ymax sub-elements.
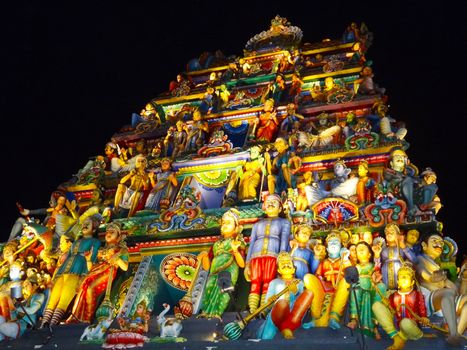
<box><xmin>114</xmin><ymin>154</ymin><xmax>150</xmax><ymax>217</ymax></box>
<box><xmin>164</xmin><ymin>120</ymin><xmax>187</xmax><ymax>160</ymax></box>
<box><xmin>103</xmin><ymin>300</ymin><xmax>151</xmax><ymax>349</ymax></box>
<box><xmin>40</xmin><ymin>215</ymin><xmax>101</xmax><ymax>328</ymax></box>
<box><xmin>289</xmin><ymin>224</ymin><xmax>318</xmax><ymax>279</ymax></box>
<box><xmin>347</xmin><ymin>241</ymin><xmax>386</xmax><ymax>338</ymax></box>
<box><xmin>0</xmin><ymin>276</ymin><xmax>45</xmax><ymax>341</ymax></box>
<box><xmin>144</xmin><ymin>158</ymin><xmax>178</xmax><ymax>212</ymax></box>
<box><xmin>383</xmin><ymin>149</ymin><xmax>418</xmax><ymax>217</ymax></box>
<box><xmin>265</xmin><ymin>138</ymin><xmax>297</xmax><ymax>195</ymax></box>
<box><xmin>304</xmin><ymin>231</ymin><xmax>351</xmax><ymax>329</ymax></box>
<box><xmin>416</xmin><ymin>233</ymin><xmax>466</xmax><ymax>347</ymax></box>
<box><xmin>380</xmin><ymin>223</ymin><xmax>417</xmax><ymax>290</ymax></box>
<box><xmin>244</xmin><ymin>194</ymin><xmax>291</xmax><ymax>312</ymax></box>
<box><xmin>356</xmin><ymin>160</ymin><xmax>375</xmax><ymax>205</ymax></box>
<box><xmin>185</xmin><ymin>109</ymin><xmax>209</xmax><ymax>152</ymax></box>
<box><xmin>237</xmin><ymin>146</ymin><xmax>267</xmax><ymax>201</ymax></box>
<box><xmin>372</xmin><ymin>263</ymin><xmax>429</xmax><ymax>350</ymax></box>
<box><xmin>415</xmin><ymin>168</ymin><xmax>441</xmax><ymax>214</ymax></box>
<box><xmin>255</xmin><ymin>98</ymin><xmax>279</xmax><ymax>142</ymax></box>
<box><xmin>257</xmin><ymin>252</ymin><xmax>313</xmax><ymax>339</ymax></box>
<box><xmin>197</xmin><ymin>209</ymin><xmax>246</xmax><ymax>319</ymax></box>
<box><xmin>405</xmin><ymin>229</ymin><xmax>421</xmax><ymax>256</ymax></box>
<box><xmin>68</xmin><ymin>222</ymin><xmax>129</xmax><ymax>323</ymax></box>
<box><xmin>279</xmin><ymin>103</ymin><xmax>304</xmax><ymax>137</ymax></box>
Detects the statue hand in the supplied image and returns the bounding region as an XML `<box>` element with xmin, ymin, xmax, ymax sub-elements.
<box><xmin>148</xmin><ymin>171</ymin><xmax>155</xmax><ymax>179</ymax></box>
<box><xmin>372</xmin><ymin>245</ymin><xmax>382</xmax><ymax>259</ymax></box>
<box><xmin>20</xmin><ymin>208</ymin><xmax>30</xmax><ymax>216</ymax></box>
<box><xmin>230</xmin><ymin>238</ymin><xmax>241</xmax><ymax>252</ymax></box>
<box><xmin>398</xmin><ymin>234</ymin><xmax>406</xmax><ymax>249</ymax></box>
<box><xmin>340</xmin><ymin>248</ymin><xmax>350</xmax><ymax>260</ymax></box>
<box><xmin>372</xmin><ymin>270</ymin><xmax>382</xmax><ymax>284</ymax></box>
<box><xmin>419</xmin><ymin>317</ymin><xmax>430</xmax><ymax>327</ymax></box>
<box><xmin>288</xmin><ymin>280</ymin><xmax>298</xmax><ymax>294</ymax></box>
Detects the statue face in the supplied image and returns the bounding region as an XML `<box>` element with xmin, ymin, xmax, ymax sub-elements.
<box><xmin>264</xmin><ymin>196</ymin><xmax>281</xmax><ymax>217</ymax></box>
<box><xmin>314</xmin><ymin>244</ymin><xmax>326</xmax><ymax>260</ymax></box>
<box><xmin>277</xmin><ymin>257</ymin><xmax>295</xmax><ymax>277</ymax></box>
<box><xmin>356</xmin><ymin>243</ymin><xmax>371</xmax><ymax>264</ymax></box>
<box><xmin>161</xmin><ymin>159</ymin><xmax>171</xmax><ymax>171</ymax></box>
<box><xmin>326</xmin><ymin>238</ymin><xmax>341</xmax><ymax>258</ymax></box>
<box><xmin>274</xmin><ymin>138</ymin><xmax>288</xmax><ymax>153</ymax></box>
<box><xmin>406</xmin><ymin>230</ymin><xmax>419</xmax><ymax>246</ymax></box>
<box><xmin>135</xmin><ymin>155</ymin><xmax>147</xmax><ymax>170</ymax></box>
<box><xmin>220</xmin><ymin>215</ymin><xmax>237</xmax><ymax>238</ymax></box>
<box><xmin>390</xmin><ymin>154</ymin><xmax>406</xmax><ymax>172</ymax></box>
<box><xmin>334</xmin><ymin>163</ymin><xmax>346</xmax><ymax>177</ymax></box>
<box><xmin>422</xmin><ymin>235</ymin><xmax>444</xmax><ymax>259</ymax></box>
<box><xmin>350</xmin><ymin>233</ymin><xmax>360</xmax><ymax>245</ymax></box>
<box><xmin>397</xmin><ymin>270</ymin><xmax>414</xmax><ymax>292</ymax></box>
<box><xmin>105</xmin><ymin>227</ymin><xmax>120</xmax><ymax>244</ymax></box>
<box><xmin>358</xmin><ymin>163</ymin><xmax>368</xmax><ymax>177</ymax></box>
<box><xmin>81</xmin><ymin>218</ymin><xmax>94</xmax><ymax>237</ymax></box>
<box><xmin>295</xmin><ymin>228</ymin><xmax>311</xmax><ymax>244</ymax></box>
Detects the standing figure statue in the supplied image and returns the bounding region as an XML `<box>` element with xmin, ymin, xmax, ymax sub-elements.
<box><xmin>244</xmin><ymin>194</ymin><xmax>291</xmax><ymax>312</ymax></box>
<box><xmin>197</xmin><ymin>209</ymin><xmax>246</xmax><ymax>320</ymax></box>
<box><xmin>40</xmin><ymin>215</ymin><xmax>101</xmax><ymax>328</ymax></box>
<box><xmin>380</xmin><ymin>223</ymin><xmax>417</xmax><ymax>290</ymax></box>
<box><xmin>185</xmin><ymin>110</ymin><xmax>209</xmax><ymax>152</ymax></box>
<box><xmin>238</xmin><ymin>146</ymin><xmax>267</xmax><ymax>201</ymax></box>
<box><xmin>144</xmin><ymin>158</ymin><xmax>178</xmax><ymax>212</ymax></box>
<box><xmin>114</xmin><ymin>155</ymin><xmax>150</xmax><ymax>217</ymax></box>
<box><xmin>68</xmin><ymin>222</ymin><xmax>129</xmax><ymax>323</ymax></box>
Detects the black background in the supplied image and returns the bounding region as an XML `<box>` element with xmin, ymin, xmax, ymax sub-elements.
<box><xmin>2</xmin><ymin>1</ymin><xmax>466</xmax><ymax>258</ymax></box>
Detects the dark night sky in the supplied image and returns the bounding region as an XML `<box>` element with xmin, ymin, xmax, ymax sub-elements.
<box><xmin>2</xmin><ymin>1</ymin><xmax>466</xmax><ymax>257</ymax></box>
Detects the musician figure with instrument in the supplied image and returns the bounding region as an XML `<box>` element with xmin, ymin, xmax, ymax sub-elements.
<box><xmin>257</xmin><ymin>252</ymin><xmax>313</xmax><ymax>339</ymax></box>
<box><xmin>372</xmin><ymin>263</ymin><xmax>429</xmax><ymax>350</ymax></box>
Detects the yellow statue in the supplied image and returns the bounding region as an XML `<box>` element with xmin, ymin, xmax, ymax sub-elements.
<box><xmin>238</xmin><ymin>146</ymin><xmax>267</xmax><ymax>201</ymax></box>
<box><xmin>114</xmin><ymin>155</ymin><xmax>150</xmax><ymax>217</ymax></box>
<box><xmin>372</xmin><ymin>264</ymin><xmax>430</xmax><ymax>350</ymax></box>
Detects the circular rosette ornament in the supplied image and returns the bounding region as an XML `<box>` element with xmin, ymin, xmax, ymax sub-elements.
<box><xmin>160</xmin><ymin>253</ymin><xmax>198</xmax><ymax>291</ymax></box>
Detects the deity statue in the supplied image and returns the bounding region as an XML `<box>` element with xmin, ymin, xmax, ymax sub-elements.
<box><xmin>415</xmin><ymin>233</ymin><xmax>466</xmax><ymax>347</ymax></box>
<box><xmin>185</xmin><ymin>110</ymin><xmax>209</xmax><ymax>152</ymax></box>
<box><xmin>244</xmin><ymin>194</ymin><xmax>291</xmax><ymax>312</ymax></box>
<box><xmin>380</xmin><ymin>223</ymin><xmax>417</xmax><ymax>290</ymax></box>
<box><xmin>383</xmin><ymin>149</ymin><xmax>418</xmax><ymax>217</ymax></box>
<box><xmin>347</xmin><ymin>241</ymin><xmax>387</xmax><ymax>339</ymax></box>
<box><xmin>289</xmin><ymin>224</ymin><xmax>319</xmax><ymax>279</ymax></box>
<box><xmin>114</xmin><ymin>155</ymin><xmax>150</xmax><ymax>217</ymax></box>
<box><xmin>144</xmin><ymin>158</ymin><xmax>178</xmax><ymax>212</ymax></box>
<box><xmin>237</xmin><ymin>146</ymin><xmax>267</xmax><ymax>201</ymax></box>
<box><xmin>257</xmin><ymin>252</ymin><xmax>313</xmax><ymax>340</ymax></box>
<box><xmin>40</xmin><ymin>215</ymin><xmax>101</xmax><ymax>327</ymax></box>
<box><xmin>0</xmin><ymin>276</ymin><xmax>45</xmax><ymax>341</ymax></box>
<box><xmin>265</xmin><ymin>138</ymin><xmax>297</xmax><ymax>196</ymax></box>
<box><xmin>372</xmin><ymin>263</ymin><xmax>430</xmax><ymax>350</ymax></box>
<box><xmin>164</xmin><ymin>120</ymin><xmax>187</xmax><ymax>160</ymax></box>
<box><xmin>254</xmin><ymin>98</ymin><xmax>279</xmax><ymax>143</ymax></box>
<box><xmin>197</xmin><ymin>209</ymin><xmax>246</xmax><ymax>320</ymax></box>
<box><xmin>68</xmin><ymin>222</ymin><xmax>129</xmax><ymax>323</ymax></box>
<box><xmin>356</xmin><ymin>160</ymin><xmax>376</xmax><ymax>205</ymax></box>
<box><xmin>304</xmin><ymin>231</ymin><xmax>351</xmax><ymax>329</ymax></box>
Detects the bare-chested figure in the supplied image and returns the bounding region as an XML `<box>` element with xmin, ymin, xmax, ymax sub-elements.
<box><xmin>114</xmin><ymin>155</ymin><xmax>150</xmax><ymax>217</ymax></box>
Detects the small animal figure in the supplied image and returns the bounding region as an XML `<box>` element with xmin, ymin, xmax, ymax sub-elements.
<box><xmin>157</xmin><ymin>303</ymin><xmax>183</xmax><ymax>338</ymax></box>
<box><xmin>80</xmin><ymin>315</ymin><xmax>114</xmax><ymax>341</ymax></box>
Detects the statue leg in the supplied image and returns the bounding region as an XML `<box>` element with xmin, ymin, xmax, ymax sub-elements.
<box><xmin>303</xmin><ymin>274</ymin><xmax>325</xmax><ymax>324</ymax></box>
<box><xmin>401</xmin><ymin>177</ymin><xmax>415</xmax><ymax>213</ymax></box>
<box><xmin>114</xmin><ymin>184</ymin><xmax>127</xmax><ymax>209</ymax></box>
<box><xmin>457</xmin><ymin>296</ymin><xmax>467</xmax><ymax>335</ymax></box>
<box><xmin>329</xmin><ymin>278</ymin><xmax>350</xmax><ymax>325</ymax></box>
<box><xmin>128</xmin><ymin>191</ymin><xmax>143</xmax><ymax>217</ymax></box>
<box><xmin>432</xmin><ymin>288</ymin><xmax>463</xmax><ymax>345</ymax></box>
